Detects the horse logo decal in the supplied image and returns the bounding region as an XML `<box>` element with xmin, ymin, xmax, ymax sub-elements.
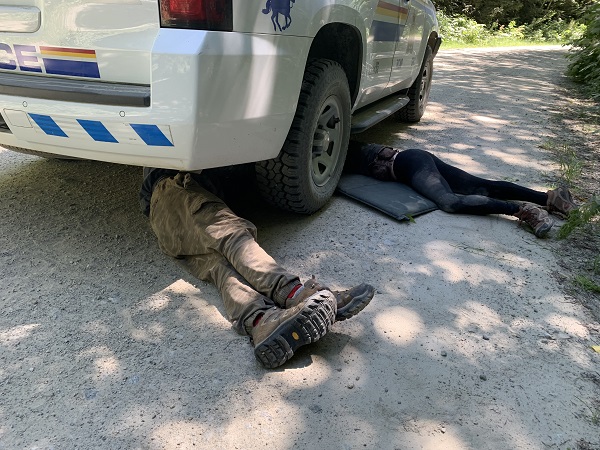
<box><xmin>262</xmin><ymin>0</ymin><xmax>296</xmax><ymax>32</ymax></box>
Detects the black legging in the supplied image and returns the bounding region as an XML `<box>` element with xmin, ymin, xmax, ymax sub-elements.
<box><xmin>393</xmin><ymin>149</ymin><xmax>548</xmax><ymax>216</ymax></box>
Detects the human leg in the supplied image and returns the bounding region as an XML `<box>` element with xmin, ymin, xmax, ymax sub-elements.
<box><xmin>350</xmin><ymin>142</ymin><xmax>577</xmax><ymax>214</ymax></box>
<box><xmin>183</xmin><ymin>255</ymin><xmax>337</xmax><ymax>368</ymax></box>
<box><xmin>348</xmin><ymin>143</ymin><xmax>521</xmax><ymax>214</ymax></box>
<box><xmin>181</xmin><ymin>254</ymin><xmax>276</xmax><ymax>333</ymax></box>
<box><xmin>203</xmin><ymin>196</ymin><xmax>376</xmax><ymax>316</ymax></box>
<box><xmin>156</xmin><ymin>173</ymin><xmax>375</xmax><ymax>318</ymax></box>
<box><xmin>424</xmin><ymin>151</ymin><xmax>548</xmax><ymax>204</ymax></box>
<box><xmin>347</xmin><ymin>143</ymin><xmax>554</xmax><ymax>236</ymax></box>
<box><xmin>150</xmin><ymin>173</ymin><xmax>300</xmax><ymax>304</ymax></box>
<box><xmin>149</xmin><ymin>172</ymin><xmax>371</xmax><ymax>367</ymax></box>
<box><xmin>421</xmin><ymin>151</ymin><xmax>577</xmax><ymax>216</ymax></box>
<box><xmin>392</xmin><ymin>148</ymin><xmax>523</xmax><ymax>215</ymax></box>
<box><xmin>395</xmin><ymin>149</ymin><xmax>554</xmax><ymax>236</ymax></box>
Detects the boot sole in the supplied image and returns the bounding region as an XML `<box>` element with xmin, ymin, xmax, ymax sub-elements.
<box><xmin>336</xmin><ymin>284</ymin><xmax>375</xmax><ymax>321</ymax></box>
<box><xmin>254</xmin><ymin>292</ymin><xmax>336</xmax><ymax>369</ymax></box>
<box><xmin>518</xmin><ymin>219</ymin><xmax>553</xmax><ymax>238</ymax></box>
<box><xmin>535</xmin><ymin>221</ymin><xmax>553</xmax><ymax>238</ymax></box>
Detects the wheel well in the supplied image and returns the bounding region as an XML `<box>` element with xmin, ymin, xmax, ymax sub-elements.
<box><xmin>427</xmin><ymin>31</ymin><xmax>440</xmax><ymax>55</ymax></box>
<box><xmin>307</xmin><ymin>23</ymin><xmax>362</xmax><ymax>105</ymax></box>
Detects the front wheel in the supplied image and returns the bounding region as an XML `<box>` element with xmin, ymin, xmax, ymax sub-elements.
<box><xmin>397</xmin><ymin>46</ymin><xmax>433</xmax><ymax>123</ymax></box>
<box><xmin>255</xmin><ymin>59</ymin><xmax>351</xmax><ymax>214</ymax></box>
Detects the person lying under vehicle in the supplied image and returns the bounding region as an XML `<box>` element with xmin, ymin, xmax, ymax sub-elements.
<box><xmin>345</xmin><ymin>142</ymin><xmax>579</xmax><ymax>238</ymax></box>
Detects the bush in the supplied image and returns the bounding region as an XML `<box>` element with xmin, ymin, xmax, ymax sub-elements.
<box><xmin>524</xmin><ymin>14</ymin><xmax>587</xmax><ymax>42</ymax></box>
<box><xmin>493</xmin><ymin>20</ymin><xmax>526</xmax><ymax>40</ymax></box>
<box><xmin>435</xmin><ymin>0</ymin><xmax>593</xmax><ymax>28</ymax></box>
<box><xmin>437</xmin><ymin>11</ymin><xmax>489</xmax><ymax>44</ymax></box>
<box><xmin>567</xmin><ymin>2</ymin><xmax>600</xmax><ymax>97</ymax></box>
<box><xmin>438</xmin><ymin>11</ymin><xmax>582</xmax><ymax>46</ymax></box>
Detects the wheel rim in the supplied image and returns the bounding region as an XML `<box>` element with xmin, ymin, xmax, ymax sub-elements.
<box><xmin>311</xmin><ymin>95</ymin><xmax>343</xmax><ymax>187</ymax></box>
<box><xmin>418</xmin><ymin>61</ymin><xmax>433</xmax><ymax>109</ymax></box>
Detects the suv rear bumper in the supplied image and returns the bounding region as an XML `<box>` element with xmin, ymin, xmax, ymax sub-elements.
<box><xmin>0</xmin><ymin>30</ymin><xmax>310</xmax><ymax>170</ymax></box>
<box><xmin>0</xmin><ymin>73</ymin><xmax>150</xmax><ymax>107</ymax></box>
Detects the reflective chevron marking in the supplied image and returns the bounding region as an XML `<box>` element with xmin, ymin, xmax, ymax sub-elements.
<box><xmin>27</xmin><ymin>114</ymin><xmax>174</xmax><ymax>147</ymax></box>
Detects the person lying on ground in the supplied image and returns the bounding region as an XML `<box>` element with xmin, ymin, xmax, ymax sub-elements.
<box><xmin>345</xmin><ymin>142</ymin><xmax>578</xmax><ymax>238</ymax></box>
<box><xmin>140</xmin><ymin>168</ymin><xmax>375</xmax><ymax>369</ymax></box>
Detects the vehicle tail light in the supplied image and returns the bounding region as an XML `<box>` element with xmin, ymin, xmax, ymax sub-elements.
<box><xmin>159</xmin><ymin>0</ymin><xmax>232</xmax><ymax>31</ymax></box>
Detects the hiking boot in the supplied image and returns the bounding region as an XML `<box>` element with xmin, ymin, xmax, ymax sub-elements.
<box><xmin>514</xmin><ymin>203</ymin><xmax>553</xmax><ymax>238</ymax></box>
<box><xmin>286</xmin><ymin>277</ymin><xmax>374</xmax><ymax>321</ymax></box>
<box><xmin>251</xmin><ymin>290</ymin><xmax>337</xmax><ymax>369</ymax></box>
<box><xmin>547</xmin><ymin>186</ymin><xmax>577</xmax><ymax>217</ymax></box>
<box><xmin>283</xmin><ymin>276</ymin><xmax>330</xmax><ymax>307</ymax></box>
<box><xmin>347</xmin><ymin>142</ymin><xmax>398</xmax><ymax>181</ymax></box>
<box><xmin>332</xmin><ymin>283</ymin><xmax>375</xmax><ymax>321</ymax></box>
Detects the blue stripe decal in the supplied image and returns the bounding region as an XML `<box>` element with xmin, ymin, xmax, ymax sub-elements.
<box><xmin>42</xmin><ymin>58</ymin><xmax>101</xmax><ymax>79</ymax></box>
<box><xmin>371</xmin><ymin>21</ymin><xmax>404</xmax><ymax>41</ymax></box>
<box><xmin>77</xmin><ymin>120</ymin><xmax>118</xmax><ymax>143</ymax></box>
<box><xmin>130</xmin><ymin>124</ymin><xmax>174</xmax><ymax>147</ymax></box>
<box><xmin>28</xmin><ymin>114</ymin><xmax>68</xmax><ymax>137</ymax></box>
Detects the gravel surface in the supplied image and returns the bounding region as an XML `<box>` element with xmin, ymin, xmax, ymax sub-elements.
<box><xmin>1</xmin><ymin>46</ymin><xmax>599</xmax><ymax>450</ymax></box>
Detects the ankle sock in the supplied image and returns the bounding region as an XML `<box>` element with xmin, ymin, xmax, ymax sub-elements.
<box><xmin>253</xmin><ymin>313</ymin><xmax>264</xmax><ymax>327</ymax></box>
<box><xmin>287</xmin><ymin>284</ymin><xmax>303</xmax><ymax>299</ymax></box>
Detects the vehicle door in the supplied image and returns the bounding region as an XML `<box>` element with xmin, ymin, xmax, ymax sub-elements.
<box><xmin>389</xmin><ymin>0</ymin><xmax>430</xmax><ymax>90</ymax></box>
<box><xmin>354</xmin><ymin>0</ymin><xmax>403</xmax><ymax>108</ymax></box>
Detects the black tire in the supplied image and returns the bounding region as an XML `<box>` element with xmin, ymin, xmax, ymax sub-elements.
<box><xmin>255</xmin><ymin>59</ymin><xmax>351</xmax><ymax>214</ymax></box>
<box><xmin>3</xmin><ymin>145</ymin><xmax>80</xmax><ymax>160</ymax></box>
<box><xmin>398</xmin><ymin>46</ymin><xmax>433</xmax><ymax>123</ymax></box>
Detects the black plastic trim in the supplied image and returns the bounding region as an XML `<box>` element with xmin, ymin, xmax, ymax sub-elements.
<box><xmin>432</xmin><ymin>37</ymin><xmax>442</xmax><ymax>57</ymax></box>
<box><xmin>0</xmin><ymin>73</ymin><xmax>151</xmax><ymax>107</ymax></box>
<box><xmin>0</xmin><ymin>114</ymin><xmax>11</xmax><ymax>133</ymax></box>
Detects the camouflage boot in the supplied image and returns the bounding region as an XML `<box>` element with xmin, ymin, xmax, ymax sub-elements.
<box><xmin>514</xmin><ymin>203</ymin><xmax>553</xmax><ymax>238</ymax></box>
<box><xmin>251</xmin><ymin>290</ymin><xmax>337</xmax><ymax>369</ymax></box>
<box><xmin>547</xmin><ymin>186</ymin><xmax>578</xmax><ymax>217</ymax></box>
<box><xmin>332</xmin><ymin>283</ymin><xmax>375</xmax><ymax>321</ymax></box>
<box><xmin>286</xmin><ymin>277</ymin><xmax>375</xmax><ymax>321</ymax></box>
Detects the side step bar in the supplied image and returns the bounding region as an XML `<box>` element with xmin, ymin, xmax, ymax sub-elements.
<box><xmin>351</xmin><ymin>95</ymin><xmax>409</xmax><ymax>134</ymax></box>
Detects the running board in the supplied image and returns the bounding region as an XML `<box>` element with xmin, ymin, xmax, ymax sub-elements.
<box><xmin>351</xmin><ymin>95</ymin><xmax>409</xmax><ymax>134</ymax></box>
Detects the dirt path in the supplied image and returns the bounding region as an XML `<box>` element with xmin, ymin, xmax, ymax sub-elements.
<box><xmin>1</xmin><ymin>47</ymin><xmax>599</xmax><ymax>449</ymax></box>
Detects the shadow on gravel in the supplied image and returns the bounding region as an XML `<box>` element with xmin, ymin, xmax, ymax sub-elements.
<box><xmin>1</xmin><ymin>48</ymin><xmax>599</xmax><ymax>449</ymax></box>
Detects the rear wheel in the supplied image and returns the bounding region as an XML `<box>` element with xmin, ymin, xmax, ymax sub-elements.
<box><xmin>398</xmin><ymin>46</ymin><xmax>433</xmax><ymax>123</ymax></box>
<box><xmin>255</xmin><ymin>59</ymin><xmax>351</xmax><ymax>214</ymax></box>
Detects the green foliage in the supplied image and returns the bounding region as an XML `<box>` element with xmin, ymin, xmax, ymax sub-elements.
<box><xmin>556</xmin><ymin>144</ymin><xmax>583</xmax><ymax>184</ymax></box>
<box><xmin>438</xmin><ymin>11</ymin><xmax>582</xmax><ymax>46</ymax></box>
<box><xmin>567</xmin><ymin>2</ymin><xmax>600</xmax><ymax>97</ymax></box>
<box><xmin>557</xmin><ymin>195</ymin><xmax>600</xmax><ymax>239</ymax></box>
<box><xmin>437</xmin><ymin>11</ymin><xmax>488</xmax><ymax>43</ymax></box>
<box><xmin>593</xmin><ymin>255</ymin><xmax>600</xmax><ymax>274</ymax></box>
<box><xmin>575</xmin><ymin>275</ymin><xmax>600</xmax><ymax>293</ymax></box>
<box><xmin>435</xmin><ymin>0</ymin><xmax>594</xmax><ymax>27</ymax></box>
<box><xmin>524</xmin><ymin>15</ymin><xmax>586</xmax><ymax>41</ymax></box>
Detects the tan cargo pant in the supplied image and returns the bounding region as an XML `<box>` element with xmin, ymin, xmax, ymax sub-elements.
<box><xmin>149</xmin><ymin>173</ymin><xmax>300</xmax><ymax>334</ymax></box>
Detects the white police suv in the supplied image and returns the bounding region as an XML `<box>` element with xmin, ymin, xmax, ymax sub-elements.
<box><xmin>0</xmin><ymin>0</ymin><xmax>440</xmax><ymax>213</ymax></box>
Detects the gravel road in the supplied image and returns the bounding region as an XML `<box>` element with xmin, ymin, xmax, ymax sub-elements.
<box><xmin>1</xmin><ymin>46</ymin><xmax>599</xmax><ymax>450</ymax></box>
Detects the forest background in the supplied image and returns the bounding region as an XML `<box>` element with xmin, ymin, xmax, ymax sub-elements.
<box><xmin>437</xmin><ymin>0</ymin><xmax>600</xmax><ymax>300</ymax></box>
<box><xmin>436</xmin><ymin>0</ymin><xmax>600</xmax><ymax>97</ymax></box>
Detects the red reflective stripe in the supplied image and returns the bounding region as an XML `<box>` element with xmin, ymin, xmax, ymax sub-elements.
<box><xmin>40</xmin><ymin>46</ymin><xmax>96</xmax><ymax>55</ymax></box>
